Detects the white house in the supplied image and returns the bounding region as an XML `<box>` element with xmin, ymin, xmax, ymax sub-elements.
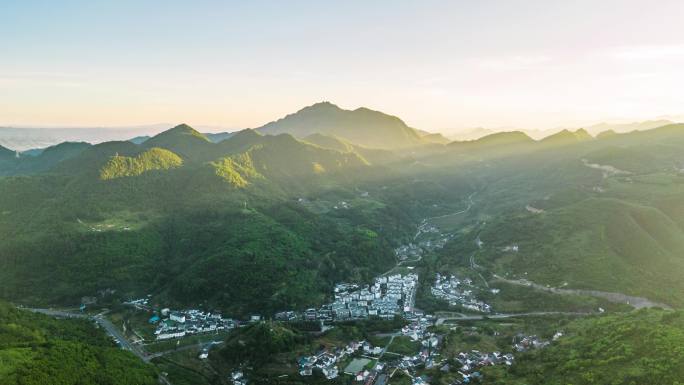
<box><xmin>170</xmin><ymin>312</ymin><xmax>186</xmax><ymax>323</ymax></box>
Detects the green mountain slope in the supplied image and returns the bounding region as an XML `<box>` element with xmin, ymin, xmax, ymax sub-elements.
<box><xmin>5</xmin><ymin>121</ymin><xmax>684</xmax><ymax>322</ymax></box>
<box><xmin>484</xmin><ymin>309</ymin><xmax>684</xmax><ymax>385</ymax></box>
<box><xmin>415</xmin><ymin>129</ymin><xmax>451</xmax><ymax>144</ymax></box>
<box><xmin>431</xmin><ymin>124</ymin><xmax>684</xmax><ymax>308</ymax></box>
<box><xmin>0</xmin><ymin>301</ymin><xmax>156</xmax><ymax>385</ymax></box>
<box><xmin>256</xmin><ymin>102</ymin><xmax>424</xmax><ymax>150</ymax></box>
<box><xmin>0</xmin><ymin>145</ymin><xmax>15</xmax><ymax>159</ymax></box>
<box><xmin>99</xmin><ymin>147</ymin><xmax>183</xmax><ymax>180</ymax></box>
<box><xmin>0</xmin><ymin>142</ymin><xmax>91</xmax><ymax>176</ymax></box>
<box><xmin>449</xmin><ymin>131</ymin><xmax>534</xmax><ymax>149</ymax></box>
<box><xmin>53</xmin><ymin>141</ymin><xmax>142</xmax><ymax>176</ymax></box>
<box><xmin>143</xmin><ymin>123</ymin><xmax>213</xmax><ymax>161</ymax></box>
<box><xmin>303</xmin><ymin>133</ymin><xmax>356</xmax><ymax>153</ymax></box>
<box><xmin>205</xmin><ymin>131</ymin><xmax>235</xmax><ymax>143</ymax></box>
<box><xmin>0</xmin><ymin>125</ymin><xmax>407</xmax><ymax>315</ymax></box>
<box><xmin>479</xmin><ymin>198</ymin><xmax>684</xmax><ymax>306</ymax></box>
<box><xmin>303</xmin><ymin>132</ymin><xmax>405</xmax><ymax>166</ymax></box>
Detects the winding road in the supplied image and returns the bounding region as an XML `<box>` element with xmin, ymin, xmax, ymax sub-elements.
<box><xmin>425</xmin><ymin>191</ymin><xmax>478</xmax><ymax>223</ymax></box>
<box><xmin>435</xmin><ymin>311</ymin><xmax>592</xmax><ymax>325</ymax></box>
<box><xmin>493</xmin><ymin>275</ymin><xmax>672</xmax><ymax>310</ymax></box>
<box><xmin>25</xmin><ymin>308</ymin><xmax>149</xmax><ymax>360</ymax></box>
<box><xmin>25</xmin><ymin>307</ymin><xmax>226</xmax><ymax>365</ymax></box>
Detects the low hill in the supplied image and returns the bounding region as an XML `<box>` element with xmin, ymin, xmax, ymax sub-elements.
<box><xmin>128</xmin><ymin>135</ymin><xmax>150</xmax><ymax>144</ymax></box>
<box><xmin>450</xmin><ymin>131</ymin><xmax>535</xmax><ymax>148</ymax></box>
<box><xmin>484</xmin><ymin>309</ymin><xmax>684</xmax><ymax>385</ymax></box>
<box><xmin>303</xmin><ymin>133</ymin><xmax>355</xmax><ymax>153</ymax></box>
<box><xmin>0</xmin><ymin>144</ymin><xmax>15</xmax><ymax>159</ymax></box>
<box><xmin>230</xmin><ymin>133</ymin><xmax>369</xmax><ymax>181</ymax></box>
<box><xmin>416</xmin><ymin>129</ymin><xmax>451</xmax><ymax>144</ymax></box>
<box><xmin>540</xmin><ymin>128</ymin><xmax>593</xmax><ymax>146</ymax></box>
<box><xmin>99</xmin><ymin>147</ymin><xmax>183</xmax><ymax>180</ymax></box>
<box><xmin>596</xmin><ymin>129</ymin><xmax>618</xmax><ymax>139</ymax></box>
<box><xmin>437</xmin><ymin>131</ymin><xmax>536</xmax><ymax>162</ymax></box>
<box><xmin>32</xmin><ymin>142</ymin><xmax>91</xmax><ymax>164</ymax></box>
<box><xmin>53</xmin><ymin>140</ymin><xmax>142</xmax><ymax>176</ymax></box>
<box><xmin>0</xmin><ymin>142</ymin><xmax>92</xmax><ymax>176</ymax></box>
<box><xmin>220</xmin><ymin>322</ymin><xmax>307</xmax><ymax>365</ymax></box>
<box><xmin>0</xmin><ymin>146</ymin><xmax>18</xmax><ymax>176</ymax></box>
<box><xmin>214</xmin><ymin>128</ymin><xmax>265</xmax><ymax>154</ymax></box>
<box><xmin>256</xmin><ymin>102</ymin><xmax>424</xmax><ymax>150</ymax></box>
<box><xmin>0</xmin><ymin>301</ymin><xmax>156</xmax><ymax>385</ymax></box>
<box><xmin>143</xmin><ymin>123</ymin><xmax>212</xmax><ymax>161</ymax></box>
<box><xmin>205</xmin><ymin>131</ymin><xmax>235</xmax><ymax>143</ymax></box>
<box><xmin>303</xmin><ymin>132</ymin><xmax>406</xmax><ymax>166</ymax></box>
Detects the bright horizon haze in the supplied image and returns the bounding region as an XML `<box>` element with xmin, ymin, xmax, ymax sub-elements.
<box><xmin>2</xmin><ymin>0</ymin><xmax>684</xmax><ymax>133</ymax></box>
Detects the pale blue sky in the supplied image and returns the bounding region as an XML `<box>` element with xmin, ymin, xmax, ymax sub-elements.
<box><xmin>2</xmin><ymin>0</ymin><xmax>684</xmax><ymax>132</ymax></box>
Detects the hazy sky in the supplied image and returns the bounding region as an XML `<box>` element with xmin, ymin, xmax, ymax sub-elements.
<box><xmin>2</xmin><ymin>0</ymin><xmax>684</xmax><ymax>132</ymax></box>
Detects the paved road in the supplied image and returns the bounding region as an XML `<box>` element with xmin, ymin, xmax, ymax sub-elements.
<box><xmin>93</xmin><ymin>314</ymin><xmax>149</xmax><ymax>361</ymax></box>
<box><xmin>25</xmin><ymin>307</ymin><xmax>177</xmax><ymax>384</ymax></box>
<box><xmin>493</xmin><ymin>275</ymin><xmax>673</xmax><ymax>310</ymax></box>
<box><xmin>377</xmin><ymin>333</ymin><xmax>399</xmax><ymax>359</ymax></box>
<box><xmin>25</xmin><ymin>308</ymin><xmax>150</xmax><ymax>360</ymax></box>
<box><xmin>26</xmin><ymin>308</ymin><xmax>88</xmax><ymax>319</ymax></box>
<box><xmin>435</xmin><ymin>311</ymin><xmax>592</xmax><ymax>325</ymax></box>
<box><xmin>425</xmin><ymin>191</ymin><xmax>477</xmax><ymax>223</ymax></box>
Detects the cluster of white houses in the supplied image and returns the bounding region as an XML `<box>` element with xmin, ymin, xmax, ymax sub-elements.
<box><xmin>152</xmin><ymin>308</ymin><xmax>236</xmax><ymax>340</ymax></box>
<box><xmin>431</xmin><ymin>273</ymin><xmax>492</xmax><ymax>313</ymax></box>
<box><xmin>328</xmin><ymin>274</ymin><xmax>418</xmax><ymax>320</ymax></box>
<box><xmin>275</xmin><ymin>274</ymin><xmax>419</xmax><ymax>322</ymax></box>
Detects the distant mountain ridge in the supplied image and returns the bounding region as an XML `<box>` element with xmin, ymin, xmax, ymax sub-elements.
<box><xmin>540</xmin><ymin>128</ymin><xmax>593</xmax><ymax>145</ymax></box>
<box><xmin>256</xmin><ymin>102</ymin><xmax>425</xmax><ymax>150</ymax></box>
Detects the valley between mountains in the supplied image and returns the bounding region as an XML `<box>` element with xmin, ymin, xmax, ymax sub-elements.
<box><xmin>3</xmin><ymin>102</ymin><xmax>684</xmax><ymax>385</ymax></box>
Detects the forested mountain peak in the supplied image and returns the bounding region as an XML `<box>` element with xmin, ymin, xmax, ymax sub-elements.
<box><xmin>147</xmin><ymin>123</ymin><xmax>209</xmax><ymax>143</ymax></box>
<box><xmin>256</xmin><ymin>101</ymin><xmax>424</xmax><ymax>150</ymax></box>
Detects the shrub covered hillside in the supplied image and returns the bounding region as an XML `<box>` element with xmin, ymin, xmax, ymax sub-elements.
<box><xmin>99</xmin><ymin>147</ymin><xmax>183</xmax><ymax>180</ymax></box>
<box><xmin>220</xmin><ymin>322</ymin><xmax>308</xmax><ymax>365</ymax></box>
<box><xmin>431</xmin><ymin>124</ymin><xmax>684</xmax><ymax>308</ymax></box>
<box><xmin>0</xmin><ymin>301</ymin><xmax>157</xmax><ymax>385</ymax></box>
<box><xmin>0</xmin><ymin>124</ymin><xmax>416</xmax><ymax>316</ymax></box>
<box><xmin>483</xmin><ymin>309</ymin><xmax>684</xmax><ymax>385</ymax></box>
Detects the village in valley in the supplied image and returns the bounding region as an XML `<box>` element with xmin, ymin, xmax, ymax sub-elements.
<box><xmin>123</xmin><ymin>298</ymin><xmax>237</xmax><ymax>340</ymax></box>
<box><xmin>292</xmin><ymin>303</ymin><xmax>558</xmax><ymax>385</ymax></box>
<box><xmin>107</xmin><ymin>213</ymin><xmax>565</xmax><ymax>385</ymax></box>
<box><xmin>280</xmin><ymin>217</ymin><xmax>563</xmax><ymax>385</ymax></box>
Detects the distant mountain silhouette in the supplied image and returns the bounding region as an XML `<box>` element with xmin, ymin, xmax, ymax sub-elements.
<box><xmin>256</xmin><ymin>102</ymin><xmax>424</xmax><ymax>149</ymax></box>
